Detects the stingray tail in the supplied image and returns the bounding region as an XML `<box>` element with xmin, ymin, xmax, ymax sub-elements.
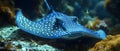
<box><xmin>96</xmin><ymin>29</ymin><xmax>106</xmax><ymax>39</ymax></box>
<box><xmin>44</xmin><ymin>0</ymin><xmax>51</xmax><ymax>11</ymax></box>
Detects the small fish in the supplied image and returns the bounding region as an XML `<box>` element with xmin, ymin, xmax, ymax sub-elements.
<box><xmin>16</xmin><ymin>0</ymin><xmax>106</xmax><ymax>39</ymax></box>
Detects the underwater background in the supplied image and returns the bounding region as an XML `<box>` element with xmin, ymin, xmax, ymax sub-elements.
<box><xmin>0</xmin><ymin>0</ymin><xmax>120</xmax><ymax>51</ymax></box>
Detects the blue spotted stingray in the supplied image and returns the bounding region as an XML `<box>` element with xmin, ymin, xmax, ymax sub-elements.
<box><xmin>16</xmin><ymin>0</ymin><xmax>106</xmax><ymax>39</ymax></box>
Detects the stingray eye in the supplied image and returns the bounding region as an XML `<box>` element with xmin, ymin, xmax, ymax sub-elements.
<box><xmin>54</xmin><ymin>18</ymin><xmax>66</xmax><ymax>31</ymax></box>
<box><xmin>53</xmin><ymin>18</ymin><xmax>62</xmax><ymax>29</ymax></box>
<box><xmin>55</xmin><ymin>18</ymin><xmax>62</xmax><ymax>25</ymax></box>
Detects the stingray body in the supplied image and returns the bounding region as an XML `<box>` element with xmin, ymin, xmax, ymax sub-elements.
<box><xmin>16</xmin><ymin>0</ymin><xmax>106</xmax><ymax>39</ymax></box>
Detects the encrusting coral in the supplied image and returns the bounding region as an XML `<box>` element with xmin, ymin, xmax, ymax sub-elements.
<box><xmin>89</xmin><ymin>34</ymin><xmax>120</xmax><ymax>51</ymax></box>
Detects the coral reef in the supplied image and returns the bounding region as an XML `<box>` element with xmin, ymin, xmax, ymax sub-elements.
<box><xmin>0</xmin><ymin>26</ymin><xmax>59</xmax><ymax>51</ymax></box>
<box><xmin>0</xmin><ymin>40</ymin><xmax>58</xmax><ymax>51</ymax></box>
<box><xmin>89</xmin><ymin>34</ymin><xmax>120</xmax><ymax>51</ymax></box>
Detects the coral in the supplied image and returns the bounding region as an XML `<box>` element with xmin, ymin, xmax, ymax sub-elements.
<box><xmin>89</xmin><ymin>34</ymin><xmax>120</xmax><ymax>51</ymax></box>
<box><xmin>0</xmin><ymin>26</ymin><xmax>19</xmax><ymax>39</ymax></box>
<box><xmin>0</xmin><ymin>0</ymin><xmax>16</xmax><ymax>25</ymax></box>
<box><xmin>6</xmin><ymin>42</ymin><xmax>12</xmax><ymax>50</ymax></box>
<box><xmin>85</xmin><ymin>17</ymin><xmax>100</xmax><ymax>30</ymax></box>
<box><xmin>85</xmin><ymin>17</ymin><xmax>107</xmax><ymax>30</ymax></box>
<box><xmin>0</xmin><ymin>6</ymin><xmax>15</xmax><ymax>19</ymax></box>
<box><xmin>1</xmin><ymin>40</ymin><xmax>59</xmax><ymax>51</ymax></box>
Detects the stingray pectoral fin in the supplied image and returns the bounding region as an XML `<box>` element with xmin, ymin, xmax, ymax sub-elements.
<box><xmin>80</xmin><ymin>26</ymin><xmax>106</xmax><ymax>39</ymax></box>
<box><xmin>96</xmin><ymin>29</ymin><xmax>106</xmax><ymax>39</ymax></box>
<box><xmin>60</xmin><ymin>31</ymin><xmax>84</xmax><ymax>40</ymax></box>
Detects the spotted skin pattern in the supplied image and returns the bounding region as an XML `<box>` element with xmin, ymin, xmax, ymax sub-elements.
<box><xmin>16</xmin><ymin>10</ymin><xmax>106</xmax><ymax>39</ymax></box>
